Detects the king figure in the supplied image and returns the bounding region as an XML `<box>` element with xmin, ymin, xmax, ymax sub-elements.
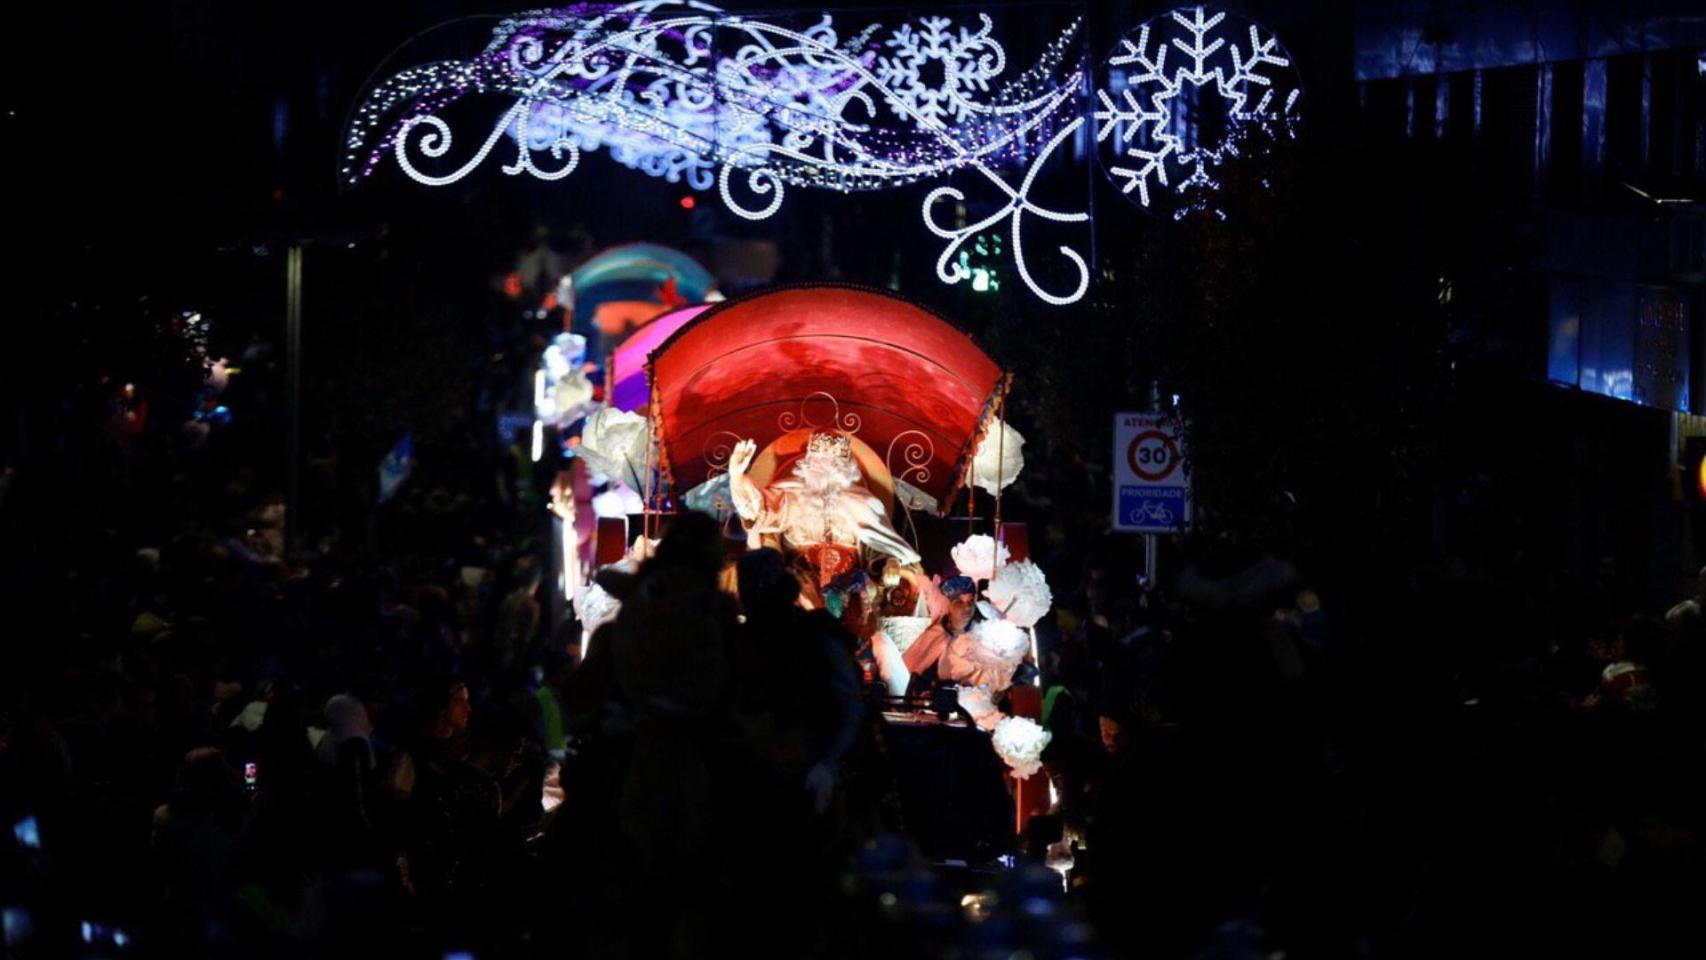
<box><xmin>728</xmin><ymin>432</ymin><xmax>921</xmax><ymax>584</ymax></box>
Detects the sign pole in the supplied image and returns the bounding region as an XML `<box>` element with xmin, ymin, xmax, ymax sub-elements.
<box><xmin>1144</xmin><ymin>383</ymin><xmax>1160</xmax><ymax>588</ymax></box>
<box><xmin>1144</xmin><ymin>531</ymin><xmax>1158</xmax><ymax>588</ymax></box>
<box><xmin>1113</xmin><ymin>405</ymin><xmax>1190</xmax><ymax>582</ymax></box>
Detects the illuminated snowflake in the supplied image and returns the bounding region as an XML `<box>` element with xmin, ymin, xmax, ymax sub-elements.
<box><xmin>1094</xmin><ymin>5</ymin><xmax>1300</xmax><ymax>219</ymax></box>
<box><xmin>346</xmin><ymin>3</ymin><xmax>1095</xmax><ymax>305</ymax></box>
<box><xmin>875</xmin><ymin>14</ymin><xmax>1007</xmax><ymax>127</ymax></box>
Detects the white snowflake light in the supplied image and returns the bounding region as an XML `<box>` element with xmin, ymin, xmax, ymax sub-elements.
<box><xmin>1094</xmin><ymin>5</ymin><xmax>1300</xmax><ymax>219</ymax></box>
<box><xmin>875</xmin><ymin>15</ymin><xmax>1007</xmax><ymax>127</ymax></box>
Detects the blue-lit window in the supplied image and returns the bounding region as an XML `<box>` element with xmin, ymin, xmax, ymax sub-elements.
<box><xmin>1547</xmin><ymin>277</ymin><xmax>1582</xmax><ymax>385</ymax></box>
<box><xmin>1634</xmin><ymin>288</ymin><xmax>1690</xmax><ymax>410</ymax></box>
<box><xmin>1549</xmin><ymin>276</ymin><xmax>1692</xmax><ymax>411</ymax></box>
<box><xmin>1584</xmin><ymin>279</ymin><xmax>1636</xmax><ymax>402</ymax></box>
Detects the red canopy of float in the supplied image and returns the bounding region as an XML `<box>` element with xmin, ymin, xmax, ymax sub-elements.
<box><xmin>649</xmin><ymin>285</ymin><xmax>1006</xmax><ymax>510</ymax></box>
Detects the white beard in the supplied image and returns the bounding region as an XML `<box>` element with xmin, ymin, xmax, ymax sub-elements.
<box><xmin>734</xmin><ymin>446</ymin><xmax>921</xmax><ymax>566</ymax></box>
<box><xmin>793</xmin><ymin>452</ymin><xmax>861</xmax><ymax>496</ymax></box>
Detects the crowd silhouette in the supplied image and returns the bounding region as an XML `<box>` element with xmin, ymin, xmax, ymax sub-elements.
<box><xmin>6</xmin><ymin>403</ymin><xmax>1706</xmax><ymax>959</ymax></box>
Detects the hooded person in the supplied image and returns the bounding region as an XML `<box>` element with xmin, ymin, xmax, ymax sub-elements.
<box><xmin>314</xmin><ymin>694</ymin><xmax>382</xmax><ymax>865</ymax></box>
<box><xmin>315</xmin><ymin>694</ymin><xmax>375</xmax><ymax>769</ymax></box>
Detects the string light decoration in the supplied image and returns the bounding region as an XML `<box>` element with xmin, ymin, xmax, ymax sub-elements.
<box><xmin>874</xmin><ymin>15</ymin><xmax>1008</xmax><ymax>126</ymax></box>
<box><xmin>347</xmin><ymin>3</ymin><xmax>1307</xmax><ymax>295</ymax></box>
<box><xmin>1093</xmin><ymin>5</ymin><xmax>1301</xmax><ymax>220</ymax></box>
<box><xmin>343</xmin><ymin>1</ymin><xmax>1092</xmax><ymax>304</ymax></box>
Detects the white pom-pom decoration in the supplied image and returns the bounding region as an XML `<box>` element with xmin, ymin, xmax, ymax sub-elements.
<box><xmin>578</xmin><ymin>408</ymin><xmax>651</xmax><ymax>489</ymax></box>
<box><xmin>970</xmin><ymin>418</ymin><xmax>1025</xmax><ymax>495</ymax></box>
<box><xmin>992</xmin><ymin>715</ymin><xmax>1052</xmax><ymax>779</ymax></box>
<box><xmin>985</xmin><ymin>560</ymin><xmax>1053</xmax><ymax>629</ymax></box>
<box><xmin>592</xmin><ymin>485</ymin><xmax>645</xmax><ymax>519</ymax></box>
<box><xmin>551</xmin><ymin>370</ymin><xmax>596</xmax><ymax>425</ymax></box>
<box><xmin>973</xmin><ymin>618</ymin><xmax>1031</xmax><ymax>664</ymax></box>
<box><xmin>950</xmin><ymin>534</ymin><xmax>1010</xmax><ymax>582</ymax></box>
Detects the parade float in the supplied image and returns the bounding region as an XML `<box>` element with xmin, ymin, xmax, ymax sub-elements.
<box><xmin>575</xmin><ymin>284</ymin><xmax>1054</xmax><ymax>828</ymax></box>
<box><xmin>560</xmin><ymin>242</ymin><xmax>716</xmax><ymax>354</ymax></box>
<box><xmin>533</xmin><ymin>243</ymin><xmax>717</xmax><ymax>607</ymax></box>
<box><xmin>533</xmin><ymin>241</ymin><xmax>717</xmax><ymax>448</ymax></box>
<box><xmin>342</xmin><ymin>0</ymin><xmax>1306</xmax><ymax>847</ymax></box>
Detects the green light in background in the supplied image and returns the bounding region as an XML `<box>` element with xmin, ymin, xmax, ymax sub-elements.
<box><xmin>959</xmin><ymin>232</ymin><xmax>1003</xmax><ymax>294</ymax></box>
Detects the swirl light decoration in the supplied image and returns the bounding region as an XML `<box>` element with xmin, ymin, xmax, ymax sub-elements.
<box><xmin>345</xmin><ymin>3</ymin><xmax>1302</xmax><ymax>302</ymax></box>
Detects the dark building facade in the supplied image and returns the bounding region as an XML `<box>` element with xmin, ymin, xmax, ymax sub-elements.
<box><xmin>1353</xmin><ymin>0</ymin><xmax>1705</xmax><ymax>601</ymax></box>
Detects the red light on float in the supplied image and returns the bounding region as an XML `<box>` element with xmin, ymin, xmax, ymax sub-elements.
<box><xmin>678</xmin><ymin>195</ymin><xmax>696</xmax><ymax>210</ymax></box>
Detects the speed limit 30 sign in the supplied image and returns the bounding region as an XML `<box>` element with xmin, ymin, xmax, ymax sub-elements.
<box><xmin>1114</xmin><ymin>412</ymin><xmax>1190</xmax><ymax>532</ymax></box>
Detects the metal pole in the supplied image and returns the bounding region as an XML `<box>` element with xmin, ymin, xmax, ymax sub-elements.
<box><xmin>992</xmin><ymin>389</ymin><xmax>1006</xmax><ymax>547</ymax></box>
<box><xmin>1144</xmin><ymin>532</ymin><xmax>1158</xmax><ymax>590</ymax></box>
<box><xmin>285</xmin><ymin>244</ymin><xmax>303</xmax><ymax>555</ymax></box>
<box><xmin>1144</xmin><ymin>381</ymin><xmax>1161</xmax><ymax>588</ymax></box>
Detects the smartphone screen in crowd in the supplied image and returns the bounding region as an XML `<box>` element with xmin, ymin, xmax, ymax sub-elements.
<box><xmin>243</xmin><ymin>762</ymin><xmax>258</xmax><ymax>792</ymax></box>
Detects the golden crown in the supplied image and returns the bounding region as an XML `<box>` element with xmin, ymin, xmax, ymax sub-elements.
<box><xmin>806</xmin><ymin>432</ymin><xmax>853</xmax><ymax>458</ymax></box>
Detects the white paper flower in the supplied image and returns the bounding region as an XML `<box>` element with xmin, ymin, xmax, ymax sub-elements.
<box><xmin>880</xmin><ymin>616</ymin><xmax>933</xmax><ymax>657</ymax></box>
<box><xmin>553</xmin><ymin>372</ymin><xmax>597</xmax><ymax>425</ymax></box>
<box><xmin>956</xmin><ymin>685</ymin><xmax>1003</xmax><ymax>731</ymax></box>
<box><xmin>992</xmin><ymin>715</ymin><xmax>1052</xmax><ymax>779</ymax></box>
<box><xmin>579</xmin><ymin>408</ymin><xmax>651</xmax><ymax>489</ymax></box>
<box><xmin>985</xmin><ymin>560</ymin><xmax>1052</xmax><ymax>629</ymax></box>
<box><xmin>972</xmin><ymin>618</ymin><xmax>1030</xmax><ymax>664</ymax></box>
<box><xmin>950</xmin><ymin>534</ymin><xmax>1010</xmax><ymax>582</ymax></box>
<box><xmin>971</xmin><ymin>418</ymin><xmax>1025</xmax><ymax>494</ymax></box>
